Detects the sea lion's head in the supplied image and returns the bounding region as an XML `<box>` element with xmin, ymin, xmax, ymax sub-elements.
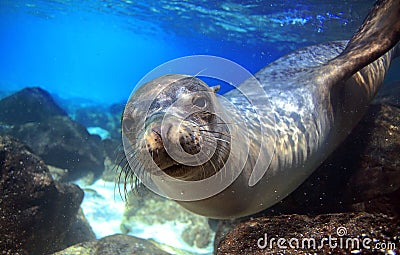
<box><xmin>122</xmin><ymin>74</ymin><xmax>230</xmax><ymax>182</ymax></box>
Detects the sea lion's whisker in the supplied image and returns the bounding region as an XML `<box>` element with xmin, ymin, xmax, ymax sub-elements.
<box><xmin>115</xmin><ymin>145</ymin><xmax>139</xmax><ymax>201</ymax></box>
<box><xmin>204</xmin><ymin>144</ymin><xmax>230</xmax><ymax>159</ymax></box>
<box><xmin>194</xmin><ymin>149</ymin><xmax>219</xmax><ymax>178</ymax></box>
<box><xmin>124</xmin><ymin>163</ymin><xmax>135</xmax><ymax>197</ymax></box>
<box><xmin>134</xmin><ymin>157</ymin><xmax>148</xmax><ymax>177</ymax></box>
<box><xmin>215</xmin><ymin>146</ymin><xmax>230</xmax><ymax>160</ymax></box>
<box><xmin>208</xmin><ymin>157</ymin><xmax>219</xmax><ymax>177</ymax></box>
<box><xmin>213</xmin><ymin>137</ymin><xmax>231</xmax><ymax>144</ymax></box>
<box><xmin>122</xmin><ymin>143</ymin><xmax>141</xmax><ymax>158</ymax></box>
<box><xmin>128</xmin><ymin>142</ymin><xmax>148</xmax><ymax>158</ymax></box>
<box><xmin>124</xmin><ymin>158</ymin><xmax>154</xmax><ymax>199</ymax></box>
<box><xmin>199</xmin><ymin>129</ymin><xmax>232</xmax><ymax>139</ymax></box>
<box><xmin>201</xmin><ymin>143</ymin><xmax>230</xmax><ymax>171</ymax></box>
<box><xmin>200</xmin><ymin>160</ymin><xmax>206</xmax><ymax>180</ymax></box>
<box><xmin>200</xmin><ymin>133</ymin><xmax>232</xmax><ymax>144</ymax></box>
<box><xmin>192</xmin><ymin>69</ymin><xmax>206</xmax><ymax>80</ymax></box>
<box><xmin>211</xmin><ymin>152</ymin><xmax>227</xmax><ymax>183</ymax></box>
<box><xmin>118</xmin><ymin>144</ymin><xmax>150</xmax><ymax>193</ymax></box>
<box><xmin>201</xmin><ymin>135</ymin><xmax>231</xmax><ymax>147</ymax></box>
<box><xmin>198</xmin><ymin>121</ymin><xmax>238</xmax><ymax>127</ymax></box>
<box><xmin>116</xmin><ymin>167</ymin><xmax>125</xmax><ymax>200</ymax></box>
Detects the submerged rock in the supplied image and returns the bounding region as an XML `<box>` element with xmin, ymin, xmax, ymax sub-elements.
<box><xmin>63</xmin><ymin>208</ymin><xmax>97</xmax><ymax>248</ymax></box>
<box><xmin>0</xmin><ymin>87</ymin><xmax>66</xmax><ymax>125</ymax></box>
<box><xmin>373</xmin><ymin>80</ymin><xmax>400</xmax><ymax>108</ymax></box>
<box><xmin>53</xmin><ymin>234</ymin><xmax>171</xmax><ymax>255</ymax></box>
<box><xmin>73</xmin><ymin>102</ymin><xmax>124</xmax><ymax>140</ymax></box>
<box><xmin>216</xmin><ymin>213</ymin><xmax>400</xmax><ymax>255</ymax></box>
<box><xmin>0</xmin><ymin>87</ymin><xmax>106</xmax><ymax>181</ymax></box>
<box><xmin>9</xmin><ymin>115</ymin><xmax>105</xmax><ymax>181</ymax></box>
<box><xmin>0</xmin><ymin>135</ymin><xmax>85</xmax><ymax>255</ymax></box>
<box><xmin>344</xmin><ymin>104</ymin><xmax>400</xmax><ymax>215</ymax></box>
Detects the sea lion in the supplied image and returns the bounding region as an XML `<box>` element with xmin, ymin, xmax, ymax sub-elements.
<box><xmin>121</xmin><ymin>0</ymin><xmax>400</xmax><ymax>218</ymax></box>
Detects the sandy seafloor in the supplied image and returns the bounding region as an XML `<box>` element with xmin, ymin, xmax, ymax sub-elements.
<box><xmin>75</xmin><ymin>178</ymin><xmax>214</xmax><ymax>254</ymax></box>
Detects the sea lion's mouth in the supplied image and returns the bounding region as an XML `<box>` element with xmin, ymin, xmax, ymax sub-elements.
<box><xmin>142</xmin><ymin>126</ymin><xmax>189</xmax><ymax>178</ymax></box>
<box><xmin>162</xmin><ymin>163</ymin><xmax>185</xmax><ymax>177</ymax></box>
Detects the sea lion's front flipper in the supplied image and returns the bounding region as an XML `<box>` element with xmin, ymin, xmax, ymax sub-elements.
<box><xmin>321</xmin><ymin>0</ymin><xmax>400</xmax><ymax>88</ymax></box>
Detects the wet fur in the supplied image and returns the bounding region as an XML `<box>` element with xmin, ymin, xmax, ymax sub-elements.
<box><xmin>118</xmin><ymin>0</ymin><xmax>400</xmax><ymax>217</ymax></box>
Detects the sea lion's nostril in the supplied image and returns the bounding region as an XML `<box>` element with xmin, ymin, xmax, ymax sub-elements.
<box><xmin>179</xmin><ymin>131</ymin><xmax>201</xmax><ymax>155</ymax></box>
<box><xmin>151</xmin><ymin>127</ymin><xmax>162</xmax><ymax>140</ymax></box>
<box><xmin>145</xmin><ymin>125</ymin><xmax>165</xmax><ymax>153</ymax></box>
<box><xmin>122</xmin><ymin>118</ymin><xmax>135</xmax><ymax>133</ymax></box>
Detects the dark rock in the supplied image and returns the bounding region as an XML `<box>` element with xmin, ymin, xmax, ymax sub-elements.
<box><xmin>0</xmin><ymin>135</ymin><xmax>84</xmax><ymax>255</ymax></box>
<box><xmin>373</xmin><ymin>80</ymin><xmax>400</xmax><ymax>108</ymax></box>
<box><xmin>100</xmin><ymin>139</ymin><xmax>124</xmax><ymax>183</ymax></box>
<box><xmin>48</xmin><ymin>165</ymin><xmax>70</xmax><ymax>182</ymax></box>
<box><xmin>103</xmin><ymin>138</ymin><xmax>122</xmax><ymax>161</ymax></box>
<box><xmin>62</xmin><ymin>209</ymin><xmax>97</xmax><ymax>247</ymax></box>
<box><xmin>73</xmin><ymin>103</ymin><xmax>122</xmax><ymax>140</ymax></box>
<box><xmin>0</xmin><ymin>87</ymin><xmax>66</xmax><ymax>125</ymax></box>
<box><xmin>216</xmin><ymin>213</ymin><xmax>400</xmax><ymax>255</ymax></box>
<box><xmin>0</xmin><ymin>87</ymin><xmax>106</xmax><ymax>181</ymax></box>
<box><xmin>0</xmin><ymin>90</ymin><xmax>13</xmax><ymax>101</ymax></box>
<box><xmin>51</xmin><ymin>93</ymin><xmax>99</xmax><ymax>115</ymax></box>
<box><xmin>9</xmin><ymin>115</ymin><xmax>105</xmax><ymax>181</ymax></box>
<box><xmin>214</xmin><ymin>219</ymin><xmax>241</xmax><ymax>253</ymax></box>
<box><xmin>344</xmin><ymin>104</ymin><xmax>400</xmax><ymax>215</ymax></box>
<box><xmin>181</xmin><ymin>224</ymin><xmax>212</xmax><ymax>249</ymax></box>
<box><xmin>75</xmin><ymin>106</ymin><xmax>110</xmax><ymax>129</ymax></box>
<box><xmin>53</xmin><ymin>234</ymin><xmax>171</xmax><ymax>255</ymax></box>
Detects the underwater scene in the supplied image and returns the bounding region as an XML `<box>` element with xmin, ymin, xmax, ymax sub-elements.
<box><xmin>1</xmin><ymin>0</ymin><xmax>400</xmax><ymax>254</ymax></box>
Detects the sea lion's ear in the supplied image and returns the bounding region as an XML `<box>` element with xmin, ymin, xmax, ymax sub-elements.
<box><xmin>211</xmin><ymin>85</ymin><xmax>220</xmax><ymax>93</ymax></box>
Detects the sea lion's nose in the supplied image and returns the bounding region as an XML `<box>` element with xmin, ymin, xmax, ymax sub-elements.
<box><xmin>145</xmin><ymin>124</ymin><xmax>177</xmax><ymax>170</ymax></box>
<box><xmin>145</xmin><ymin>125</ymin><xmax>164</xmax><ymax>151</ymax></box>
<box><xmin>179</xmin><ymin>126</ymin><xmax>201</xmax><ymax>155</ymax></box>
<box><xmin>151</xmin><ymin>127</ymin><xmax>162</xmax><ymax>140</ymax></box>
<box><xmin>145</xmin><ymin>119</ymin><xmax>201</xmax><ymax>156</ymax></box>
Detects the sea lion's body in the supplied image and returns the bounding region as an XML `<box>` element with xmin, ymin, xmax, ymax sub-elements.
<box><xmin>122</xmin><ymin>0</ymin><xmax>400</xmax><ymax>218</ymax></box>
<box><xmin>178</xmin><ymin>41</ymin><xmax>398</xmax><ymax>218</ymax></box>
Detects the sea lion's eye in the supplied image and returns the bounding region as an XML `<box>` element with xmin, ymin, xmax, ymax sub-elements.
<box><xmin>150</xmin><ymin>101</ymin><xmax>161</xmax><ymax>110</ymax></box>
<box><xmin>193</xmin><ymin>97</ymin><xmax>207</xmax><ymax>108</ymax></box>
<box><xmin>122</xmin><ymin>118</ymin><xmax>135</xmax><ymax>133</ymax></box>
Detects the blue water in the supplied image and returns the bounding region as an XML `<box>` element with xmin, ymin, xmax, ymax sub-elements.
<box><xmin>2</xmin><ymin>1</ymin><xmax>398</xmax><ymax>254</ymax></box>
<box><xmin>0</xmin><ymin>0</ymin><xmax>375</xmax><ymax>103</ymax></box>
